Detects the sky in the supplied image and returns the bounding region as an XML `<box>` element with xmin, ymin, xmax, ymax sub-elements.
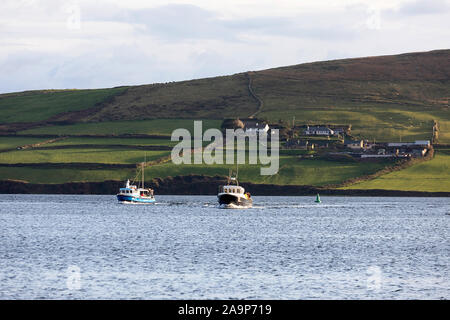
<box><xmin>0</xmin><ymin>0</ymin><xmax>449</xmax><ymax>93</ymax></box>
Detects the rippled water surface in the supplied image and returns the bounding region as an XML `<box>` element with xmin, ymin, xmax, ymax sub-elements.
<box><xmin>0</xmin><ymin>194</ymin><xmax>449</xmax><ymax>299</ymax></box>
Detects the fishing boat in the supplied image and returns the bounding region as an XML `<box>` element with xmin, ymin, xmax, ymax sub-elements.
<box><xmin>217</xmin><ymin>169</ymin><xmax>252</xmax><ymax>209</ymax></box>
<box><xmin>117</xmin><ymin>162</ymin><xmax>155</xmax><ymax>204</ymax></box>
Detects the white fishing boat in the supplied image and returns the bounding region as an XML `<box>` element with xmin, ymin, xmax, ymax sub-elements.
<box><xmin>217</xmin><ymin>169</ymin><xmax>252</xmax><ymax>209</ymax></box>
<box><xmin>117</xmin><ymin>162</ymin><xmax>155</xmax><ymax>204</ymax></box>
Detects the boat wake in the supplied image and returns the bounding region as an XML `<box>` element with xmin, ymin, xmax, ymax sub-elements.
<box><xmin>117</xmin><ymin>201</ymin><xmax>155</xmax><ymax>205</ymax></box>
<box><xmin>218</xmin><ymin>203</ymin><xmax>252</xmax><ymax>209</ymax></box>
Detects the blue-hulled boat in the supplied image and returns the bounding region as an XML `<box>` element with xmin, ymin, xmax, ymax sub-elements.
<box><xmin>117</xmin><ymin>163</ymin><xmax>155</xmax><ymax>204</ymax></box>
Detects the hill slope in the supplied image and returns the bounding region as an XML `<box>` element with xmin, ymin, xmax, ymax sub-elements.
<box><xmin>0</xmin><ymin>49</ymin><xmax>449</xmax><ymax>143</ymax></box>
<box><xmin>0</xmin><ymin>50</ymin><xmax>449</xmax><ymax>194</ymax></box>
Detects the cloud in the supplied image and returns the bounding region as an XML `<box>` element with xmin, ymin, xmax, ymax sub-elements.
<box><xmin>397</xmin><ymin>0</ymin><xmax>450</xmax><ymax>15</ymax></box>
<box><xmin>0</xmin><ymin>0</ymin><xmax>449</xmax><ymax>93</ymax></box>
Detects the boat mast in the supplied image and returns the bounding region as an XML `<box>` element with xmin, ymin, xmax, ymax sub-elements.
<box><xmin>236</xmin><ymin>162</ymin><xmax>239</xmax><ymax>186</ymax></box>
<box><xmin>142</xmin><ymin>154</ymin><xmax>146</xmax><ymax>189</ymax></box>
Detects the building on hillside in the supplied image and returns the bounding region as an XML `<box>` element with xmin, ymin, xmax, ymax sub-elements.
<box><xmin>304</xmin><ymin>125</ymin><xmax>334</xmax><ymax>136</ymax></box>
<box><xmin>284</xmin><ymin>139</ymin><xmax>315</xmax><ymax>150</ymax></box>
<box><xmin>344</xmin><ymin>139</ymin><xmax>364</xmax><ymax>149</ymax></box>
<box><xmin>387</xmin><ymin>140</ymin><xmax>431</xmax><ymax>148</ymax></box>
<box><xmin>411</xmin><ymin>148</ymin><xmax>428</xmax><ymax>157</ymax></box>
<box><xmin>330</xmin><ymin>127</ymin><xmax>347</xmax><ymax>135</ymax></box>
<box><xmin>242</xmin><ymin>119</ymin><xmax>269</xmax><ymax>134</ymax></box>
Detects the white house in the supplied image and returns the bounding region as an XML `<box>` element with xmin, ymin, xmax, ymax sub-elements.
<box><xmin>344</xmin><ymin>139</ymin><xmax>364</xmax><ymax>149</ymax></box>
<box><xmin>243</xmin><ymin>121</ymin><xmax>269</xmax><ymax>134</ymax></box>
<box><xmin>387</xmin><ymin>140</ymin><xmax>431</xmax><ymax>148</ymax></box>
<box><xmin>304</xmin><ymin>125</ymin><xmax>334</xmax><ymax>136</ymax></box>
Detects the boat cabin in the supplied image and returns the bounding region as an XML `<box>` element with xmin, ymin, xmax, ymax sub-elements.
<box><xmin>119</xmin><ymin>188</ymin><xmax>135</xmax><ymax>195</ymax></box>
<box><xmin>219</xmin><ymin>185</ymin><xmax>245</xmax><ymax>194</ymax></box>
<box><xmin>118</xmin><ymin>187</ymin><xmax>153</xmax><ymax>197</ymax></box>
<box><xmin>139</xmin><ymin>189</ymin><xmax>153</xmax><ymax>197</ymax></box>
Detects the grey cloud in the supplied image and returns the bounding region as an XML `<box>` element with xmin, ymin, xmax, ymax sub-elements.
<box><xmin>1</xmin><ymin>1</ymin><xmax>448</xmax><ymax>93</ymax></box>
<box><xmin>83</xmin><ymin>3</ymin><xmax>361</xmax><ymax>42</ymax></box>
<box><xmin>85</xmin><ymin>3</ymin><xmax>234</xmax><ymax>41</ymax></box>
<box><xmin>397</xmin><ymin>0</ymin><xmax>450</xmax><ymax>15</ymax></box>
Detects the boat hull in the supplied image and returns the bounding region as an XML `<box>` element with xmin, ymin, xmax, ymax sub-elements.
<box><xmin>117</xmin><ymin>194</ymin><xmax>156</xmax><ymax>204</ymax></box>
<box><xmin>217</xmin><ymin>193</ymin><xmax>252</xmax><ymax>209</ymax></box>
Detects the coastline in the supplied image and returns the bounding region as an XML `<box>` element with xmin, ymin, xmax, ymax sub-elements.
<box><xmin>1</xmin><ymin>175</ymin><xmax>448</xmax><ymax>197</ymax></box>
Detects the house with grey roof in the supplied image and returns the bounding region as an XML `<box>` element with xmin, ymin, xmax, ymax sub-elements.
<box><xmin>304</xmin><ymin>125</ymin><xmax>334</xmax><ymax>136</ymax></box>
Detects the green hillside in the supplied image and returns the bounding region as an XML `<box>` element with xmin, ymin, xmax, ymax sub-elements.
<box><xmin>19</xmin><ymin>119</ymin><xmax>222</xmax><ymax>136</ymax></box>
<box><xmin>1</xmin><ymin>50</ymin><xmax>449</xmax><ymax>143</ymax></box>
<box><xmin>0</xmin><ymin>50</ymin><xmax>449</xmax><ymax>192</ymax></box>
<box><xmin>0</xmin><ymin>87</ymin><xmax>127</xmax><ymax>124</ymax></box>
<box><xmin>343</xmin><ymin>149</ymin><xmax>450</xmax><ymax>192</ymax></box>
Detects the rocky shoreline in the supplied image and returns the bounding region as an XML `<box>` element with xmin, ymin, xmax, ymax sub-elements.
<box><xmin>0</xmin><ymin>175</ymin><xmax>448</xmax><ymax>197</ymax></box>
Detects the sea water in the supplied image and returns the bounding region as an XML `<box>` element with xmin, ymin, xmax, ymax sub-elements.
<box><xmin>0</xmin><ymin>195</ymin><xmax>448</xmax><ymax>299</ymax></box>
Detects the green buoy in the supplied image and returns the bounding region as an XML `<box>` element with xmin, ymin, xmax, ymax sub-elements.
<box><xmin>315</xmin><ymin>194</ymin><xmax>321</xmax><ymax>203</ymax></box>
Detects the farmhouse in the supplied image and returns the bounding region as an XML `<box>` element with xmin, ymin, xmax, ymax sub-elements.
<box><xmin>242</xmin><ymin>120</ymin><xmax>269</xmax><ymax>134</ymax></box>
<box><xmin>304</xmin><ymin>125</ymin><xmax>334</xmax><ymax>136</ymax></box>
<box><xmin>387</xmin><ymin>140</ymin><xmax>431</xmax><ymax>148</ymax></box>
<box><xmin>344</xmin><ymin>139</ymin><xmax>364</xmax><ymax>149</ymax></box>
<box><xmin>221</xmin><ymin>118</ymin><xmax>270</xmax><ymax>135</ymax></box>
<box><xmin>385</xmin><ymin>140</ymin><xmax>431</xmax><ymax>157</ymax></box>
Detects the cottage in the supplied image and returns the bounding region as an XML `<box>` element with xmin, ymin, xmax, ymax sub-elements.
<box><xmin>414</xmin><ymin>140</ymin><xmax>431</xmax><ymax>147</ymax></box>
<box><xmin>344</xmin><ymin>139</ymin><xmax>364</xmax><ymax>149</ymax></box>
<box><xmin>387</xmin><ymin>140</ymin><xmax>431</xmax><ymax>148</ymax></box>
<box><xmin>412</xmin><ymin>148</ymin><xmax>428</xmax><ymax>157</ymax></box>
<box><xmin>304</xmin><ymin>125</ymin><xmax>334</xmax><ymax>136</ymax></box>
<box><xmin>242</xmin><ymin>120</ymin><xmax>269</xmax><ymax>134</ymax></box>
<box><xmin>331</xmin><ymin>127</ymin><xmax>346</xmax><ymax>135</ymax></box>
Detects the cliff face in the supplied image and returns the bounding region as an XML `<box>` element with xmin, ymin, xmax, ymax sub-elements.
<box><xmin>1</xmin><ymin>175</ymin><xmax>448</xmax><ymax>197</ymax></box>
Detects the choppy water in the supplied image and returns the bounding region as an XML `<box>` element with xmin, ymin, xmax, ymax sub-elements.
<box><xmin>0</xmin><ymin>194</ymin><xmax>448</xmax><ymax>299</ymax></box>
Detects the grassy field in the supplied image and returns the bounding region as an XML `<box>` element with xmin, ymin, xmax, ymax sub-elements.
<box><xmin>2</xmin><ymin>50</ymin><xmax>446</xmax><ymax>144</ymax></box>
<box><xmin>0</xmin><ymin>87</ymin><xmax>127</xmax><ymax>123</ymax></box>
<box><xmin>84</xmin><ymin>74</ymin><xmax>258</xmax><ymax>121</ymax></box>
<box><xmin>343</xmin><ymin>150</ymin><xmax>450</xmax><ymax>192</ymax></box>
<box><xmin>0</xmin><ymin>137</ymin><xmax>49</xmax><ymax>150</ymax></box>
<box><xmin>43</xmin><ymin>137</ymin><xmax>177</xmax><ymax>147</ymax></box>
<box><xmin>0</xmin><ymin>148</ymin><xmax>169</xmax><ymax>164</ymax></box>
<box><xmin>0</xmin><ymin>50</ymin><xmax>448</xmax><ymax>191</ymax></box>
<box><xmin>19</xmin><ymin>119</ymin><xmax>222</xmax><ymax>136</ymax></box>
<box><xmin>0</xmin><ymin>147</ymin><xmax>388</xmax><ymax>186</ymax></box>
<box><xmin>0</xmin><ymin>167</ymin><xmax>135</xmax><ymax>184</ymax></box>
<box><xmin>261</xmin><ymin>105</ymin><xmax>439</xmax><ymax>142</ymax></box>
<box><xmin>141</xmin><ymin>156</ymin><xmax>388</xmax><ymax>186</ymax></box>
